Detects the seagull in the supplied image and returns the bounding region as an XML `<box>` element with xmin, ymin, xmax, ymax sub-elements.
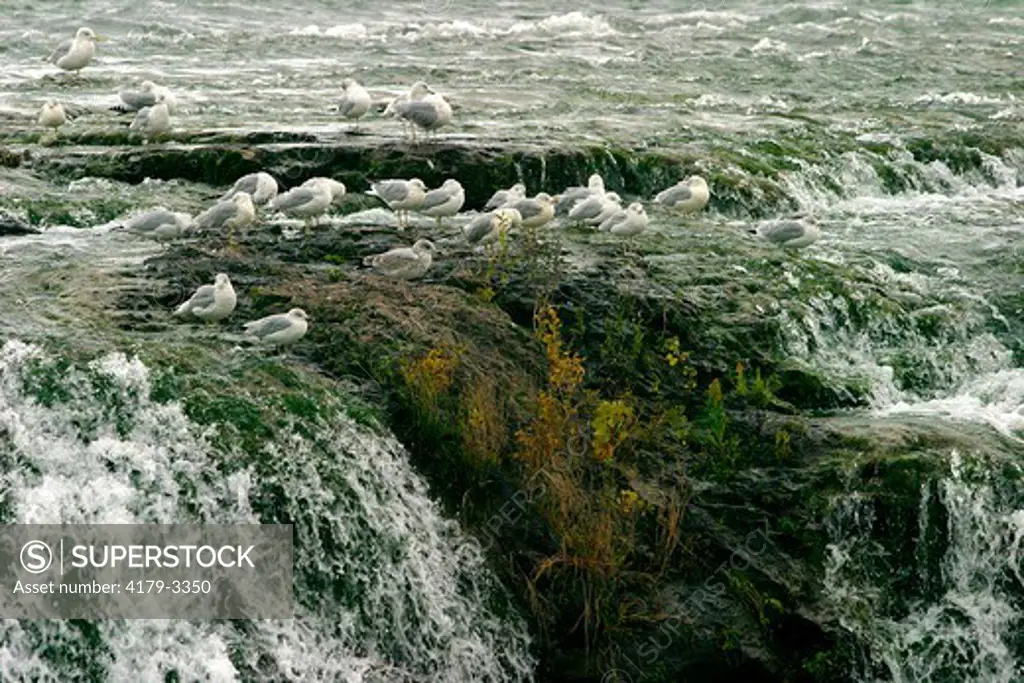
<box><xmin>115</xmin><ymin>80</ymin><xmax>177</xmax><ymax>114</ymax></box>
<box><xmin>45</xmin><ymin>27</ymin><xmax>104</xmax><ymax>75</ymax></box>
<box><xmin>195</xmin><ymin>192</ymin><xmax>256</xmax><ymax>245</ymax></box>
<box><xmin>269</xmin><ymin>179</ymin><xmax>334</xmax><ymax>234</ymax></box>
<box><xmin>222</xmin><ymin>172</ymin><xmax>279</xmax><ymax>206</ymax></box>
<box><xmin>302</xmin><ymin>177</ymin><xmax>347</xmax><ymax>206</ymax></box>
<box><xmin>174</xmin><ymin>273</ymin><xmax>237</xmax><ymax>322</ymax></box>
<box><xmin>598</xmin><ymin>202</ymin><xmax>649</xmax><ymax>249</ymax></box>
<box><xmin>121</xmin><ymin>208</ymin><xmax>193</xmax><ymax>243</ymax></box>
<box><xmin>484</xmin><ymin>183</ymin><xmax>526</xmax><ymax>211</ymax></box>
<box><xmin>506</xmin><ymin>193</ymin><xmax>557</xmax><ymax>229</ymax></box>
<box><xmin>243</xmin><ymin>308</ymin><xmax>310</xmax><ymax>346</ymax></box>
<box><xmin>556</xmin><ymin>174</ymin><xmax>605</xmax><ymax>215</ymax></box>
<box><xmin>464</xmin><ymin>208</ymin><xmax>521</xmax><ymax>250</ymax></box>
<box><xmin>338</xmin><ymin>79</ymin><xmax>372</xmax><ymax>130</ymax></box>
<box><xmin>393</xmin><ymin>82</ymin><xmax>452</xmax><ymax>142</ymax></box>
<box><xmin>568</xmin><ymin>191</ymin><xmax>621</xmax><ymax>224</ymax></box>
<box><xmin>750</xmin><ymin>215</ymin><xmax>820</xmax><ymax>249</ymax></box>
<box><xmin>654</xmin><ymin>176</ymin><xmax>710</xmax><ymax>214</ymax></box>
<box><xmin>363</xmin><ymin>239</ymin><xmax>436</xmax><ymax>280</ymax></box>
<box><xmin>38</xmin><ymin>101</ymin><xmax>68</xmax><ymax>132</ymax></box>
<box><xmin>129</xmin><ymin>93</ymin><xmax>171</xmax><ymax>140</ymax></box>
<box><xmin>366</xmin><ymin>178</ymin><xmax>427</xmax><ymax>229</ymax></box>
<box><xmin>419</xmin><ymin>179</ymin><xmax>465</xmax><ymax>228</ymax></box>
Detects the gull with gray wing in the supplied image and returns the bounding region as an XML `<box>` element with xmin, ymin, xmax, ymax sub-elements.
<box><xmin>506</xmin><ymin>193</ymin><xmax>557</xmax><ymax>229</ymax></box>
<box><xmin>419</xmin><ymin>179</ymin><xmax>465</xmax><ymax>228</ymax></box>
<box><xmin>363</xmin><ymin>239</ymin><xmax>436</xmax><ymax>280</ymax></box>
<box><xmin>556</xmin><ymin>174</ymin><xmax>605</xmax><ymax>215</ymax></box>
<box><xmin>174</xmin><ymin>274</ymin><xmax>237</xmax><ymax>322</ymax></box>
<box><xmin>222</xmin><ymin>172</ymin><xmax>279</xmax><ymax>206</ymax></box>
<box><xmin>750</xmin><ymin>215</ymin><xmax>820</xmax><ymax>249</ymax></box>
<box><xmin>464</xmin><ymin>208</ymin><xmax>521</xmax><ymax>251</ymax></box>
<box><xmin>270</xmin><ymin>179</ymin><xmax>333</xmax><ymax>234</ymax></box>
<box><xmin>129</xmin><ymin>94</ymin><xmax>171</xmax><ymax>140</ymax></box>
<box><xmin>121</xmin><ymin>208</ymin><xmax>193</xmax><ymax>243</ymax></box>
<box><xmin>338</xmin><ymin>79</ymin><xmax>372</xmax><ymax>130</ymax></box>
<box><xmin>195</xmin><ymin>192</ymin><xmax>256</xmax><ymax>245</ymax></box>
<box><xmin>243</xmin><ymin>308</ymin><xmax>310</xmax><ymax>346</ymax></box>
<box><xmin>393</xmin><ymin>82</ymin><xmax>452</xmax><ymax>142</ymax></box>
<box><xmin>484</xmin><ymin>182</ymin><xmax>526</xmax><ymax>211</ymax></box>
<box><xmin>366</xmin><ymin>178</ymin><xmax>427</xmax><ymax>229</ymax></box>
<box><xmin>655</xmin><ymin>176</ymin><xmax>710</xmax><ymax>214</ymax></box>
<box><xmin>46</xmin><ymin>27</ymin><xmax>103</xmax><ymax>74</ymax></box>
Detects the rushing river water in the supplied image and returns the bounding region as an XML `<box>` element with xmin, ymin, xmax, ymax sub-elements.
<box><xmin>0</xmin><ymin>0</ymin><xmax>1022</xmax><ymax>681</ymax></box>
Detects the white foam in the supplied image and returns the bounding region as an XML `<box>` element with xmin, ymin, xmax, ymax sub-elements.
<box><xmin>0</xmin><ymin>341</ymin><xmax>534</xmax><ymax>680</ymax></box>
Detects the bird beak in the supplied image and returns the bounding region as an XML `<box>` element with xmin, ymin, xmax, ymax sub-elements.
<box><xmin>95</xmin><ymin>35</ymin><xmax>108</xmax><ymax>42</ymax></box>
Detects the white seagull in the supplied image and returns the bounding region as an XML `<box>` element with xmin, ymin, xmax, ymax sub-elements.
<box><xmin>121</xmin><ymin>208</ymin><xmax>193</xmax><ymax>243</ymax></box>
<box><xmin>599</xmin><ymin>202</ymin><xmax>649</xmax><ymax>249</ymax></box>
<box><xmin>222</xmin><ymin>172</ymin><xmax>279</xmax><ymax>206</ymax></box>
<box><xmin>195</xmin><ymin>192</ymin><xmax>256</xmax><ymax>245</ymax></box>
<box><xmin>363</xmin><ymin>239</ymin><xmax>436</xmax><ymax>280</ymax></box>
<box><xmin>116</xmin><ymin>80</ymin><xmax>178</xmax><ymax>114</ymax></box>
<box><xmin>464</xmin><ymin>208</ymin><xmax>521</xmax><ymax>250</ymax></box>
<box><xmin>419</xmin><ymin>179</ymin><xmax>465</xmax><ymax>228</ymax></box>
<box><xmin>128</xmin><ymin>93</ymin><xmax>171</xmax><ymax>140</ymax></box>
<box><xmin>366</xmin><ymin>178</ymin><xmax>428</xmax><ymax>229</ymax></box>
<box><xmin>302</xmin><ymin>177</ymin><xmax>347</xmax><ymax>206</ymax></box>
<box><xmin>393</xmin><ymin>82</ymin><xmax>452</xmax><ymax>142</ymax></box>
<box><xmin>506</xmin><ymin>193</ymin><xmax>557</xmax><ymax>229</ymax></box>
<box><xmin>556</xmin><ymin>174</ymin><xmax>605</xmax><ymax>215</ymax></box>
<box><xmin>46</xmin><ymin>27</ymin><xmax>104</xmax><ymax>75</ymax></box>
<box><xmin>750</xmin><ymin>215</ymin><xmax>820</xmax><ymax>249</ymax></box>
<box><xmin>568</xmin><ymin>191</ymin><xmax>622</xmax><ymax>224</ymax></box>
<box><xmin>174</xmin><ymin>273</ymin><xmax>237</xmax><ymax>322</ymax></box>
<box><xmin>243</xmin><ymin>308</ymin><xmax>310</xmax><ymax>346</ymax></box>
<box><xmin>484</xmin><ymin>182</ymin><xmax>526</xmax><ymax>211</ymax></box>
<box><xmin>38</xmin><ymin>101</ymin><xmax>68</xmax><ymax>132</ymax></box>
<box><xmin>269</xmin><ymin>178</ymin><xmax>334</xmax><ymax>233</ymax></box>
<box><xmin>338</xmin><ymin>79</ymin><xmax>372</xmax><ymax>130</ymax></box>
<box><xmin>654</xmin><ymin>176</ymin><xmax>710</xmax><ymax>214</ymax></box>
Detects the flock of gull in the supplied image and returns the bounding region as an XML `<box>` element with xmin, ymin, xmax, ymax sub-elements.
<box><xmin>35</xmin><ymin>26</ymin><xmax>823</xmax><ymax>349</ymax></box>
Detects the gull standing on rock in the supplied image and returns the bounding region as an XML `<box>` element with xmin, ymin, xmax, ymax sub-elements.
<box><xmin>195</xmin><ymin>192</ymin><xmax>256</xmax><ymax>245</ymax></box>
<box><xmin>599</xmin><ymin>202</ymin><xmax>649</xmax><ymax>249</ymax></box>
<box><xmin>568</xmin><ymin>191</ymin><xmax>621</xmax><ymax>224</ymax></box>
<box><xmin>363</xmin><ymin>239</ymin><xmax>436</xmax><ymax>280</ymax></box>
<box><xmin>366</xmin><ymin>178</ymin><xmax>427</xmax><ymax>230</ymax></box>
<box><xmin>750</xmin><ymin>215</ymin><xmax>820</xmax><ymax>249</ymax></box>
<box><xmin>556</xmin><ymin>174</ymin><xmax>605</xmax><ymax>215</ymax></box>
<box><xmin>129</xmin><ymin>93</ymin><xmax>171</xmax><ymax>140</ymax></box>
<box><xmin>484</xmin><ymin>182</ymin><xmax>526</xmax><ymax>211</ymax></box>
<box><xmin>243</xmin><ymin>308</ymin><xmax>310</xmax><ymax>347</ymax></box>
<box><xmin>269</xmin><ymin>179</ymin><xmax>334</xmax><ymax>234</ymax></box>
<box><xmin>338</xmin><ymin>79</ymin><xmax>372</xmax><ymax>130</ymax></box>
<box><xmin>222</xmin><ymin>172</ymin><xmax>279</xmax><ymax>206</ymax></box>
<box><xmin>121</xmin><ymin>208</ymin><xmax>193</xmax><ymax>243</ymax></box>
<box><xmin>38</xmin><ymin>101</ymin><xmax>68</xmax><ymax>133</ymax></box>
<box><xmin>46</xmin><ymin>27</ymin><xmax>104</xmax><ymax>75</ymax></box>
<box><xmin>394</xmin><ymin>82</ymin><xmax>452</xmax><ymax>142</ymax></box>
<box><xmin>303</xmin><ymin>177</ymin><xmax>347</xmax><ymax>206</ymax></box>
<box><xmin>174</xmin><ymin>273</ymin><xmax>237</xmax><ymax>322</ymax></box>
<box><xmin>464</xmin><ymin>208</ymin><xmax>521</xmax><ymax>250</ymax></box>
<box><xmin>655</xmin><ymin>176</ymin><xmax>710</xmax><ymax>214</ymax></box>
<box><xmin>116</xmin><ymin>80</ymin><xmax>178</xmax><ymax>114</ymax></box>
<box><xmin>506</xmin><ymin>193</ymin><xmax>557</xmax><ymax>229</ymax></box>
<box><xmin>419</xmin><ymin>179</ymin><xmax>465</xmax><ymax>228</ymax></box>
